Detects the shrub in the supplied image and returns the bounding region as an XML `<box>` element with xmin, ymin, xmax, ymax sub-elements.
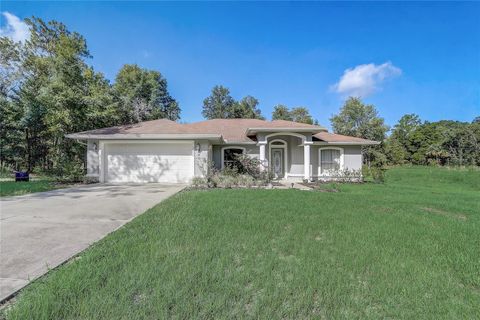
<box><xmin>234</xmin><ymin>154</ymin><xmax>262</xmax><ymax>178</ymax></box>
<box><xmin>192</xmin><ymin>155</ymin><xmax>274</xmax><ymax>189</ymax></box>
<box><xmin>370</xmin><ymin>167</ymin><xmax>386</xmax><ymax>183</ymax></box>
<box><xmin>237</xmin><ymin>174</ymin><xmax>255</xmax><ymax>188</ymax></box>
<box><xmin>210</xmin><ymin>174</ymin><xmax>238</xmax><ymax>189</ymax></box>
<box><xmin>331</xmin><ymin>169</ymin><xmax>362</xmax><ymax>183</ymax></box>
<box><xmin>191</xmin><ymin>176</ymin><xmax>209</xmax><ymax>189</ymax></box>
<box><xmin>54</xmin><ymin>161</ymin><xmax>84</xmax><ymax>183</ymax></box>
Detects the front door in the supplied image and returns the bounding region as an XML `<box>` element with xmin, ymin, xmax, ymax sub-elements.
<box><xmin>271</xmin><ymin>148</ymin><xmax>284</xmax><ymax>179</ymax></box>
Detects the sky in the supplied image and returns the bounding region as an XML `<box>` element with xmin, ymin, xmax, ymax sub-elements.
<box><xmin>1</xmin><ymin>1</ymin><xmax>479</xmax><ymax>130</ymax></box>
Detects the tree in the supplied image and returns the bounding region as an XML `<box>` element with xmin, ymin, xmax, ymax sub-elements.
<box><xmin>271</xmin><ymin>105</ymin><xmax>314</xmax><ymax>124</ymax></box>
<box><xmin>113</xmin><ymin>64</ymin><xmax>180</xmax><ymax>123</ymax></box>
<box><xmin>202</xmin><ymin>85</ymin><xmax>235</xmax><ymax>119</ymax></box>
<box><xmin>202</xmin><ymin>86</ymin><xmax>263</xmax><ymax>119</ymax></box>
<box><xmin>231</xmin><ymin>95</ymin><xmax>265</xmax><ymax>119</ymax></box>
<box><xmin>330</xmin><ymin>97</ymin><xmax>389</xmax><ymax>166</ymax></box>
<box><xmin>391</xmin><ymin>114</ymin><xmax>421</xmax><ymax>144</ymax></box>
<box><xmin>290</xmin><ymin>107</ymin><xmax>314</xmax><ymax>124</ymax></box>
<box><xmin>384</xmin><ymin>138</ymin><xmax>407</xmax><ymax>165</ymax></box>
<box><xmin>387</xmin><ymin>114</ymin><xmax>421</xmax><ymax>162</ymax></box>
<box><xmin>272</xmin><ymin>104</ymin><xmax>292</xmax><ymax>121</ymax></box>
<box><xmin>330</xmin><ymin>97</ymin><xmax>388</xmax><ymax>141</ymax></box>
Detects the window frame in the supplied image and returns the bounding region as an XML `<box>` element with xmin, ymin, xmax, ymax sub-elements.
<box><xmin>318</xmin><ymin>147</ymin><xmax>344</xmax><ymax>176</ymax></box>
<box><xmin>221</xmin><ymin>146</ymin><xmax>246</xmax><ymax>169</ymax></box>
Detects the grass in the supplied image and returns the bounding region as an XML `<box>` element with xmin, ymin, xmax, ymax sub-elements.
<box><xmin>3</xmin><ymin>167</ymin><xmax>480</xmax><ymax>319</ymax></box>
<box><xmin>0</xmin><ymin>180</ymin><xmax>68</xmax><ymax>197</ymax></box>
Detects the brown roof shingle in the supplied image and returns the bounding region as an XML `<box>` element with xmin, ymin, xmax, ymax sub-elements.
<box><xmin>67</xmin><ymin>118</ymin><xmax>379</xmax><ymax>144</ymax></box>
<box><xmin>313</xmin><ymin>132</ymin><xmax>379</xmax><ymax>145</ymax></box>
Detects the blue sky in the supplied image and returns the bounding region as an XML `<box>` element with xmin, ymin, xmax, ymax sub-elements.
<box><xmin>1</xmin><ymin>1</ymin><xmax>479</xmax><ymax>129</ymax></box>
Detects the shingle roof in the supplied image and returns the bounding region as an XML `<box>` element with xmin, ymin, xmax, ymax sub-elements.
<box><xmin>67</xmin><ymin>118</ymin><xmax>378</xmax><ymax>145</ymax></box>
<box><xmin>313</xmin><ymin>132</ymin><xmax>379</xmax><ymax>145</ymax></box>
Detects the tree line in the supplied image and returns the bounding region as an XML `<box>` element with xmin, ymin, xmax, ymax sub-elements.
<box><xmin>1</xmin><ymin>17</ymin><xmax>478</xmax><ymax>177</ymax></box>
<box><xmin>1</xmin><ymin>18</ymin><xmax>180</xmax><ymax>174</ymax></box>
<box><xmin>201</xmin><ymin>85</ymin><xmax>317</xmax><ymax>125</ymax></box>
<box><xmin>331</xmin><ymin>98</ymin><xmax>480</xmax><ymax>167</ymax></box>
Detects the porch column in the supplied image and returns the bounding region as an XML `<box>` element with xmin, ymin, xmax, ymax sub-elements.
<box><xmin>258</xmin><ymin>142</ymin><xmax>267</xmax><ymax>171</ymax></box>
<box><xmin>304</xmin><ymin>143</ymin><xmax>311</xmax><ymax>181</ymax></box>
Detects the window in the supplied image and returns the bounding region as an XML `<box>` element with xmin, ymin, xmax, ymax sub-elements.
<box><xmin>222</xmin><ymin>148</ymin><xmax>244</xmax><ymax>169</ymax></box>
<box><xmin>319</xmin><ymin>148</ymin><xmax>343</xmax><ymax>174</ymax></box>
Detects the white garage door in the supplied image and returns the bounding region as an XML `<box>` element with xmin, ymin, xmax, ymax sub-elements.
<box><xmin>104</xmin><ymin>142</ymin><xmax>194</xmax><ymax>183</ymax></box>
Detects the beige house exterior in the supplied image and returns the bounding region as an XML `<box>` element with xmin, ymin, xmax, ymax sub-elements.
<box><xmin>67</xmin><ymin>119</ymin><xmax>379</xmax><ymax>183</ymax></box>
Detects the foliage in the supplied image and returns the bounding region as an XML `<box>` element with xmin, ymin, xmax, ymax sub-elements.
<box><xmin>5</xmin><ymin>167</ymin><xmax>479</xmax><ymax>319</ymax></box>
<box><xmin>330</xmin><ymin>97</ymin><xmax>389</xmax><ymax>141</ymax></box>
<box><xmin>271</xmin><ymin>104</ymin><xmax>292</xmax><ymax>121</ymax></box>
<box><xmin>202</xmin><ymin>85</ymin><xmax>264</xmax><ymax>120</ymax></box>
<box><xmin>327</xmin><ymin>168</ymin><xmax>363</xmax><ymax>183</ymax></box>
<box><xmin>271</xmin><ymin>104</ymin><xmax>315</xmax><ymax>124</ymax></box>
<box><xmin>0</xmin><ymin>17</ymin><xmax>180</xmax><ymax>178</ymax></box>
<box><xmin>330</xmin><ymin>97</ymin><xmax>389</xmax><ymax>168</ymax></box>
<box><xmin>290</xmin><ymin>107</ymin><xmax>314</xmax><ymax>124</ymax></box>
<box><xmin>114</xmin><ymin>64</ymin><xmax>180</xmax><ymax>123</ymax></box>
<box><xmin>362</xmin><ymin>165</ymin><xmax>386</xmax><ymax>183</ymax></box>
<box><xmin>386</xmin><ymin>117</ymin><xmax>480</xmax><ymax>166</ymax></box>
<box><xmin>230</xmin><ymin>95</ymin><xmax>265</xmax><ymax>120</ymax></box>
<box><xmin>191</xmin><ymin>155</ymin><xmax>272</xmax><ymax>189</ymax></box>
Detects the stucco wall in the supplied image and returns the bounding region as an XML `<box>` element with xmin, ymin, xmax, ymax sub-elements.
<box><xmin>87</xmin><ymin>140</ymin><xmax>99</xmax><ymax>177</ymax></box>
<box><xmin>194</xmin><ymin>140</ymin><xmax>210</xmax><ymax>177</ymax></box>
<box><xmin>311</xmin><ymin>145</ymin><xmax>362</xmax><ymax>177</ymax></box>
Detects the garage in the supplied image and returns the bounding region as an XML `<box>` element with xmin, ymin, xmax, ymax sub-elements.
<box><xmin>103</xmin><ymin>141</ymin><xmax>194</xmax><ymax>183</ymax></box>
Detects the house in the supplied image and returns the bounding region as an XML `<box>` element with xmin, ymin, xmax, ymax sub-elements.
<box><xmin>66</xmin><ymin>118</ymin><xmax>379</xmax><ymax>183</ymax></box>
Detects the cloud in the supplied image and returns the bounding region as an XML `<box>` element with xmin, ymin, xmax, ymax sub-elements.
<box><xmin>332</xmin><ymin>62</ymin><xmax>402</xmax><ymax>97</ymax></box>
<box><xmin>0</xmin><ymin>12</ymin><xmax>30</xmax><ymax>43</ymax></box>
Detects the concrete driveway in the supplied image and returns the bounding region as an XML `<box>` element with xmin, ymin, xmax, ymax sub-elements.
<box><xmin>0</xmin><ymin>183</ymin><xmax>185</xmax><ymax>302</ymax></box>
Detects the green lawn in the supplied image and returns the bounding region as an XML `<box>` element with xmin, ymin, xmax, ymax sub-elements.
<box><xmin>4</xmin><ymin>167</ymin><xmax>480</xmax><ymax>319</ymax></box>
<box><xmin>0</xmin><ymin>180</ymin><xmax>67</xmax><ymax>197</ymax></box>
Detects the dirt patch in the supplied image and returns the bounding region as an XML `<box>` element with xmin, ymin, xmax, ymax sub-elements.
<box><xmin>421</xmin><ymin>207</ymin><xmax>467</xmax><ymax>221</ymax></box>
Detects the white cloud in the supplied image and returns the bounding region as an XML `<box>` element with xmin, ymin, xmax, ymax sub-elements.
<box><xmin>332</xmin><ymin>62</ymin><xmax>402</xmax><ymax>97</ymax></box>
<box><xmin>0</xmin><ymin>12</ymin><xmax>30</xmax><ymax>43</ymax></box>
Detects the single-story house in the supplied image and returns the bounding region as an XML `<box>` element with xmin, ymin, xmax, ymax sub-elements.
<box><xmin>66</xmin><ymin>118</ymin><xmax>379</xmax><ymax>184</ymax></box>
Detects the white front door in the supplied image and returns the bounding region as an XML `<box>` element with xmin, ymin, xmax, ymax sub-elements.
<box><xmin>104</xmin><ymin>142</ymin><xmax>194</xmax><ymax>183</ymax></box>
<box><xmin>272</xmin><ymin>148</ymin><xmax>284</xmax><ymax>179</ymax></box>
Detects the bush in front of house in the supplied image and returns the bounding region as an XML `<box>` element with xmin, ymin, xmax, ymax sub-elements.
<box><xmin>332</xmin><ymin>169</ymin><xmax>363</xmax><ymax>183</ymax></box>
<box><xmin>191</xmin><ymin>155</ymin><xmax>273</xmax><ymax>189</ymax></box>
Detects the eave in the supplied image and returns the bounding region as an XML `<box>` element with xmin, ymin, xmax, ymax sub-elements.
<box><xmin>245</xmin><ymin>127</ymin><xmax>326</xmax><ymax>135</ymax></box>
<box><xmin>65</xmin><ymin>133</ymin><xmax>224</xmax><ymax>142</ymax></box>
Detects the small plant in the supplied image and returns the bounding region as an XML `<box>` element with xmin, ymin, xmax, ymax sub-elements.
<box><xmin>370</xmin><ymin>167</ymin><xmax>386</xmax><ymax>183</ymax></box>
<box><xmin>191</xmin><ymin>176</ymin><xmax>209</xmax><ymax>189</ymax></box>
<box><xmin>363</xmin><ymin>165</ymin><xmax>386</xmax><ymax>183</ymax></box>
<box><xmin>333</xmin><ymin>169</ymin><xmax>363</xmax><ymax>183</ymax></box>
<box><xmin>237</xmin><ymin>174</ymin><xmax>255</xmax><ymax>188</ymax></box>
<box><xmin>54</xmin><ymin>161</ymin><xmax>85</xmax><ymax>183</ymax></box>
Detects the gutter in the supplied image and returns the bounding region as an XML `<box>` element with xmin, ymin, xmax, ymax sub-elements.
<box><xmin>65</xmin><ymin>133</ymin><xmax>224</xmax><ymax>142</ymax></box>
<box><xmin>246</xmin><ymin>127</ymin><xmax>327</xmax><ymax>135</ymax></box>
<box><xmin>312</xmin><ymin>141</ymin><xmax>380</xmax><ymax>146</ymax></box>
